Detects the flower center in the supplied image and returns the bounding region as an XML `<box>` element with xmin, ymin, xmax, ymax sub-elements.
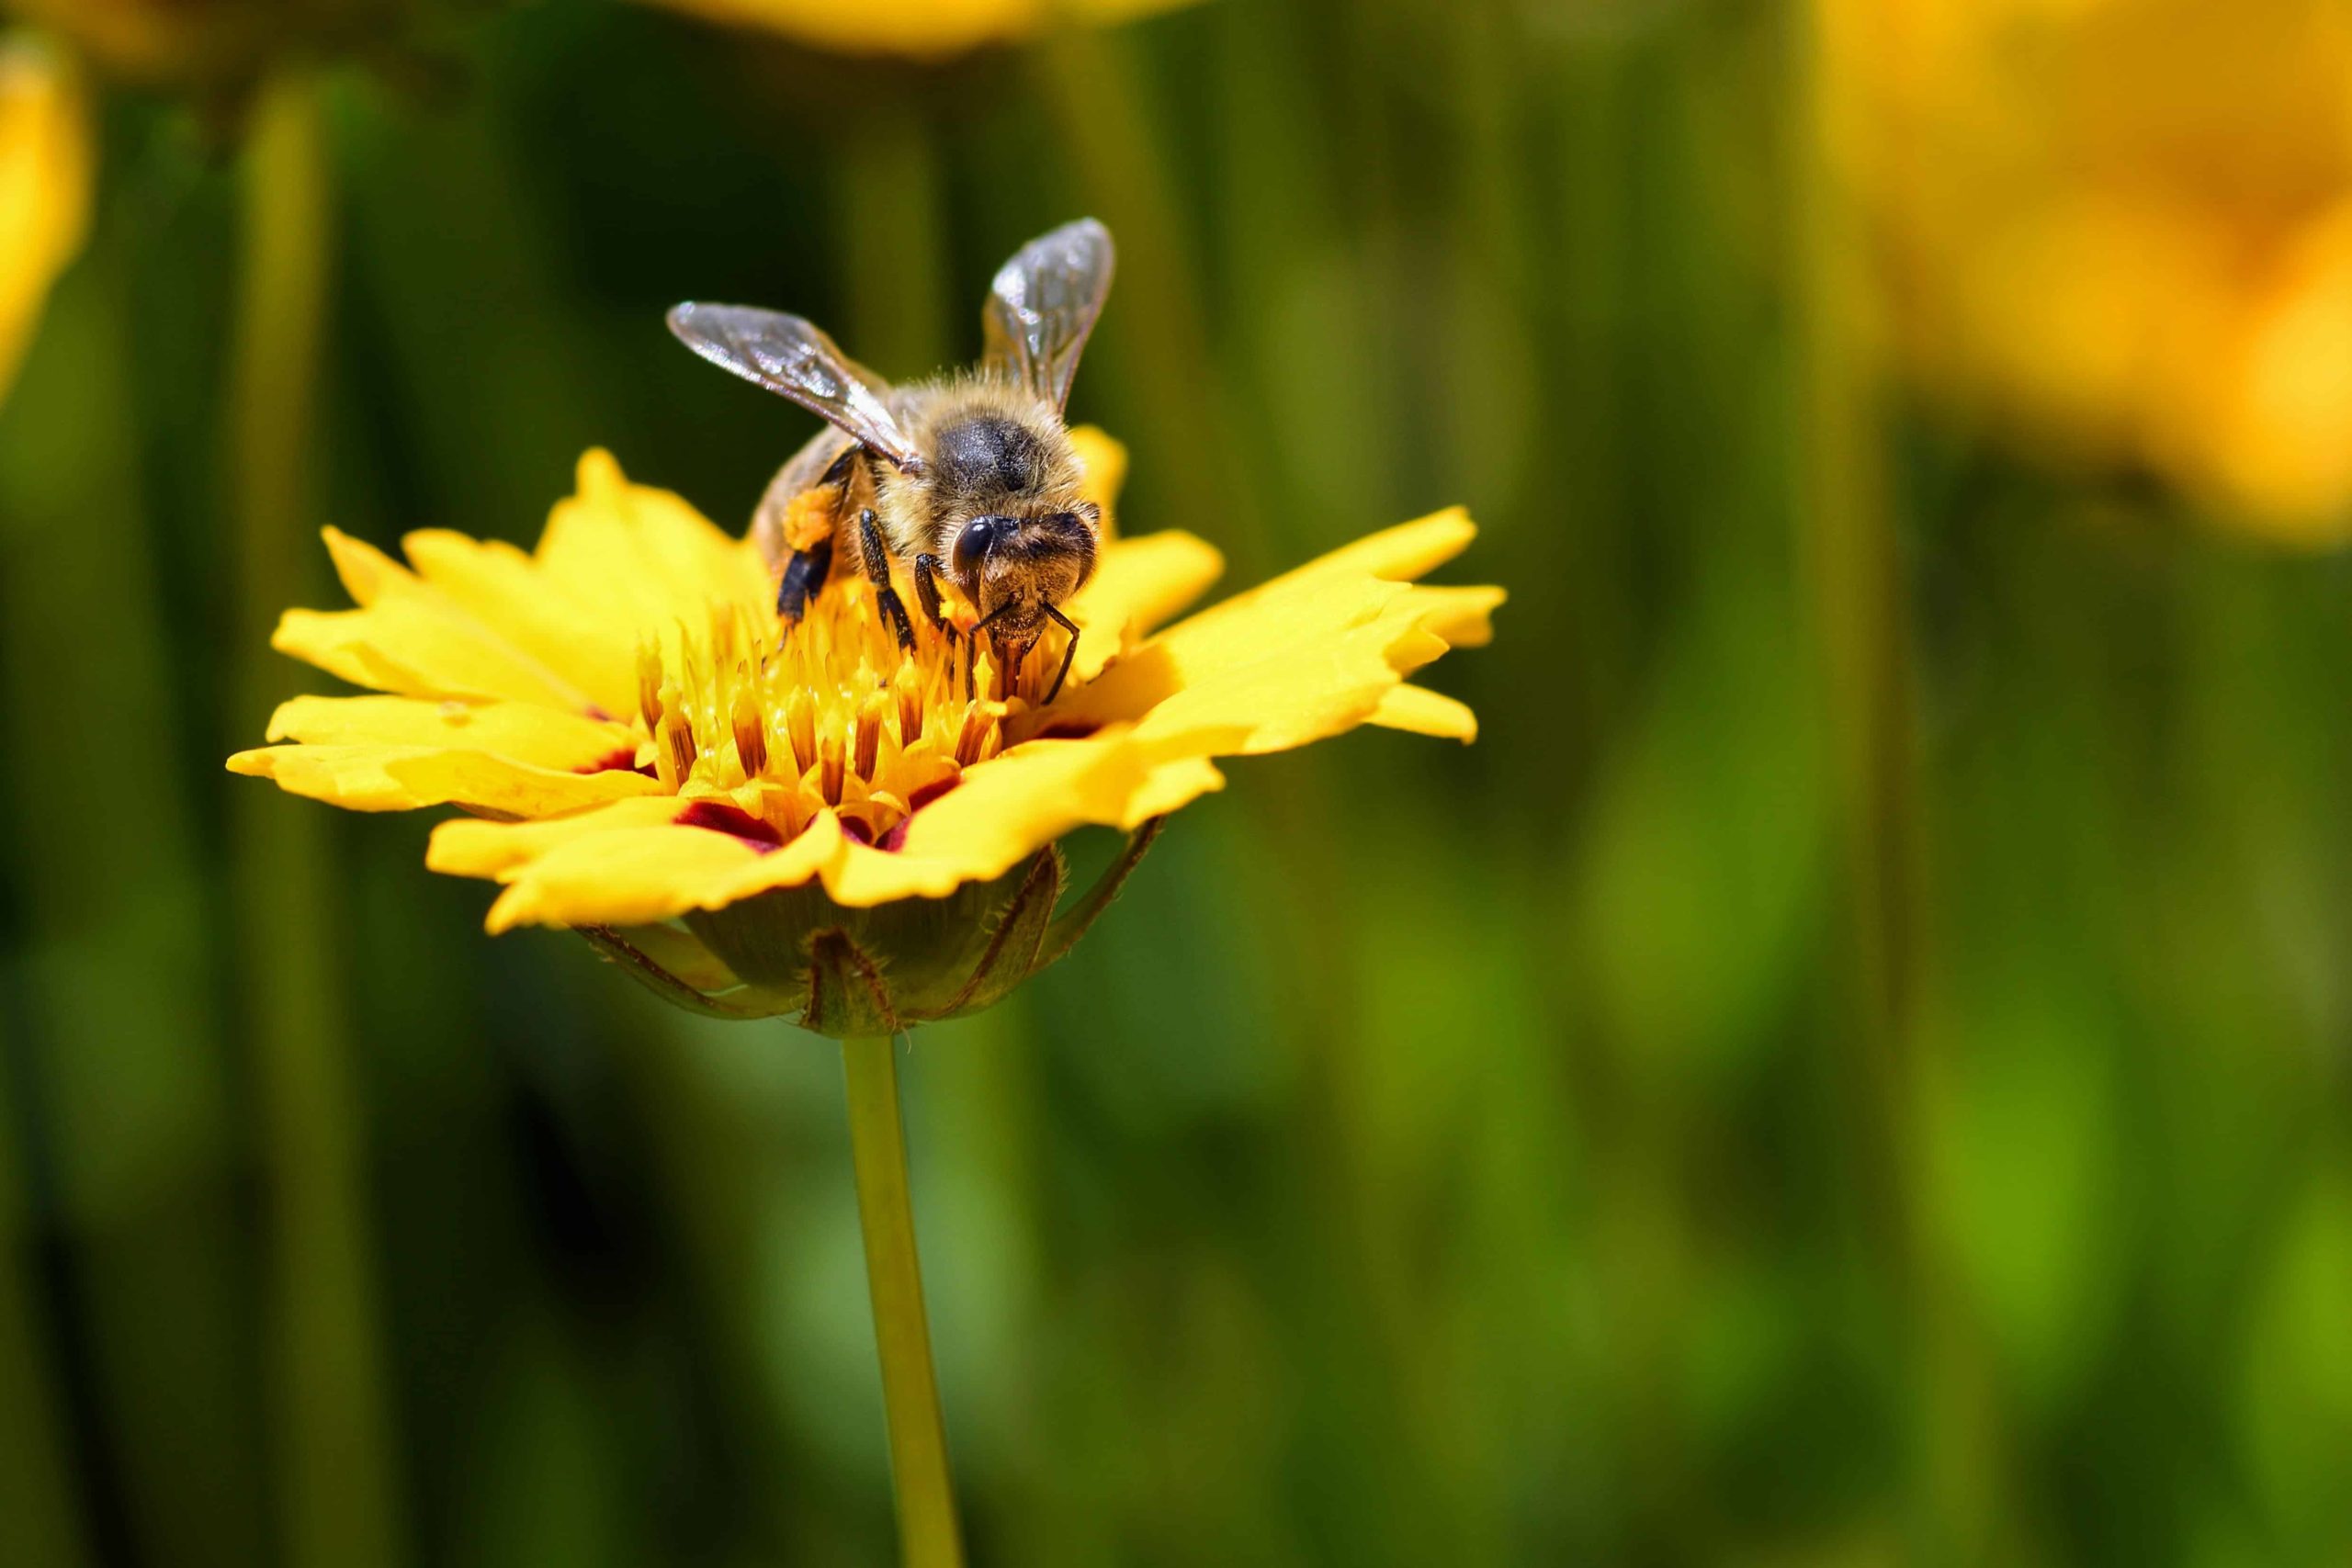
<box><xmin>630</xmin><ymin>573</ymin><xmax>1067</xmax><ymax>846</ymax></box>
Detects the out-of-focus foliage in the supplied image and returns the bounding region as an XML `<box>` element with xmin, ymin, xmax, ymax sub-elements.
<box><xmin>1826</xmin><ymin>0</ymin><xmax>2352</xmax><ymax>542</ymax></box>
<box><xmin>0</xmin><ymin>0</ymin><xmax>2349</xmax><ymax>1564</ymax></box>
<box><xmin>0</xmin><ymin>0</ymin><xmax>454</xmax><ymax>87</ymax></box>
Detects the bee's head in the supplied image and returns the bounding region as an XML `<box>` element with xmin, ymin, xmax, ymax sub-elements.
<box><xmin>951</xmin><ymin>504</ymin><xmax>1100</xmax><ymax>641</ymax></box>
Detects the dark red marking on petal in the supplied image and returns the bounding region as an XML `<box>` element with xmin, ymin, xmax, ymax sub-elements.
<box><xmin>674</xmin><ymin>800</ymin><xmax>785</xmax><ymax>852</ymax></box>
<box><xmin>839</xmin><ymin>817</ymin><xmax>876</xmax><ymax>847</ymax></box>
<box><xmin>907</xmin><ymin>775</ymin><xmax>963</xmax><ymax>812</ymax></box>
<box><xmin>579</xmin><ymin>747</ymin><xmax>656</xmax><ymax>776</ymax></box>
<box><xmin>584</xmin><ymin>705</ymin><xmax>617</xmax><ymax>723</ymax></box>
<box><xmin>877</xmin><ymin>774</ymin><xmax>964</xmax><ymax>852</ymax></box>
<box><xmin>1032</xmin><ymin>720</ymin><xmax>1101</xmax><ymax>741</ymax></box>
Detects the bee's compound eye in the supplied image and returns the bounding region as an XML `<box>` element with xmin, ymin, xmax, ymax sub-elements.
<box><xmin>951</xmin><ymin>516</ymin><xmax>1000</xmax><ymax>580</ymax></box>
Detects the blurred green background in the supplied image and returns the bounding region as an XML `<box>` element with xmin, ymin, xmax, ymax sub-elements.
<box><xmin>6</xmin><ymin>0</ymin><xmax>2352</xmax><ymax>1563</ymax></box>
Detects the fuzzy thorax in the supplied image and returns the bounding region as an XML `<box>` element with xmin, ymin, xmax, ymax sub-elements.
<box><xmin>874</xmin><ymin>375</ymin><xmax>1100</xmax><ymax>634</ymax></box>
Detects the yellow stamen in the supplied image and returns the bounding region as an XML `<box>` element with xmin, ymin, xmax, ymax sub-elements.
<box><xmin>954</xmin><ymin>704</ymin><xmax>997</xmax><ymax>769</ymax></box>
<box><xmin>893</xmin><ymin>663</ymin><xmax>924</xmax><ymax>750</ymax></box>
<box><xmin>638</xmin><ymin>643</ymin><xmax>664</xmax><ymax>730</ymax></box>
<box><xmin>820</xmin><ymin>734</ymin><xmax>845</xmax><ymax>807</ymax></box>
<box><xmin>786</xmin><ymin>687</ymin><xmax>818</xmax><ymax>778</ymax></box>
<box><xmin>854</xmin><ymin>693</ymin><xmax>885</xmax><ymax>783</ymax></box>
<box><xmin>625</xmin><ymin>574</ymin><xmax>1080</xmax><ymax>843</ymax></box>
<box><xmin>731</xmin><ymin>685</ymin><xmax>768</xmax><ymax>779</ymax></box>
<box><xmin>658</xmin><ymin>695</ymin><xmax>697</xmax><ymax>791</ymax></box>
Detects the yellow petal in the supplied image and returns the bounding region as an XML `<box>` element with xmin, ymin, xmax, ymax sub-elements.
<box><xmin>1046</xmin><ymin>510</ymin><xmax>1501</xmax><ymax>758</ymax></box>
<box><xmin>1368</xmin><ymin>683</ymin><xmax>1479</xmax><ymax>742</ymax></box>
<box><xmin>1409</xmin><ymin>583</ymin><xmax>1502</xmax><ymax>649</ymax></box>
<box><xmin>1062</xmin><ymin>529</ymin><xmax>1225</xmax><ymax>684</ymax></box>
<box><xmin>398</xmin><ymin>530</ymin><xmax>639</xmax><ymax>719</ymax></box>
<box><xmin>533</xmin><ymin>450</ymin><xmax>770</xmax><ymax>642</ymax></box>
<box><xmin>1068</xmin><ymin>423</ymin><xmax>1128</xmax><ymax>534</ymax></box>
<box><xmin>466</xmin><ymin>803</ymin><xmax>845</xmax><ymax>932</ymax></box>
<box><xmin>628</xmin><ymin>0</ymin><xmax>1200</xmax><ymax>61</ymax></box>
<box><xmin>711</xmin><ymin>807</ymin><xmax>857</xmax><ymax>900</ymax></box>
<box><xmin>846</xmin><ymin>737</ymin><xmax>1222</xmax><ymax>904</ymax></box>
<box><xmin>427</xmin><ymin>795</ymin><xmax>695</xmax><ymax>879</ymax></box>
<box><xmin>274</xmin><ymin>528</ymin><xmax>604</xmax><ymax>709</ymax></box>
<box><xmin>0</xmin><ymin>41</ymin><xmax>91</xmax><ymax>406</ymax></box>
<box><xmin>481</xmin><ymin>827</ymin><xmax>771</xmax><ymax>933</ymax></box>
<box><xmin>262</xmin><ymin>694</ymin><xmax>636</xmax><ymax>768</ymax></box>
<box><xmin>1276</xmin><ymin>508</ymin><xmax>1478</xmax><ymax>589</ymax></box>
<box><xmin>228</xmin><ymin>743</ymin><xmax>662</xmax><ymax>816</ymax></box>
<box><xmin>269</xmin><ymin>457</ymin><xmax>769</xmax><ymax>716</ymax></box>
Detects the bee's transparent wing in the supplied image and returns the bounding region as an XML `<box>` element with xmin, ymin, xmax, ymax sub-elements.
<box><xmin>666</xmin><ymin>303</ymin><xmax>925</xmax><ymax>473</ymax></box>
<box><xmin>981</xmin><ymin>218</ymin><xmax>1114</xmax><ymax>412</ymax></box>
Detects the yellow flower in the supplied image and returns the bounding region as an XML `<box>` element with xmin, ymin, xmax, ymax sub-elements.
<box><xmin>0</xmin><ymin>37</ymin><xmax>90</xmax><ymax>406</ymax></box>
<box><xmin>2</xmin><ymin>0</ymin><xmax>432</xmax><ymax>86</ymax></box>
<box><xmin>229</xmin><ymin>429</ymin><xmax>1498</xmax><ymax>1032</ymax></box>
<box><xmin>632</xmin><ymin>0</ymin><xmax>1197</xmax><ymax>59</ymax></box>
<box><xmin>1822</xmin><ymin>0</ymin><xmax>2352</xmax><ymax>543</ymax></box>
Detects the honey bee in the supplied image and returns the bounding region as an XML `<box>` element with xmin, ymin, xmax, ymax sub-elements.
<box><xmin>667</xmin><ymin>219</ymin><xmax>1115</xmax><ymax>703</ymax></box>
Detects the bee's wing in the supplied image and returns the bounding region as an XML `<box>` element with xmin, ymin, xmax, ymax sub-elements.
<box><xmin>666</xmin><ymin>303</ymin><xmax>926</xmax><ymax>474</ymax></box>
<box><xmin>981</xmin><ymin>218</ymin><xmax>1114</xmax><ymax>412</ymax></box>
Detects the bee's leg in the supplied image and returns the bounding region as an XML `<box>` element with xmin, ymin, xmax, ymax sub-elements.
<box><xmin>1041</xmin><ymin>604</ymin><xmax>1081</xmax><ymax>705</ymax></box>
<box><xmin>856</xmin><ymin>508</ymin><xmax>916</xmax><ymax>652</ymax></box>
<box><xmin>911</xmin><ymin>553</ymin><xmax>956</xmax><ymax>639</ymax></box>
<box><xmin>770</xmin><ymin>446</ymin><xmax>863</xmax><ymax>626</ymax></box>
<box><xmin>775</xmin><ymin>537</ymin><xmax>833</xmax><ymax>625</ymax></box>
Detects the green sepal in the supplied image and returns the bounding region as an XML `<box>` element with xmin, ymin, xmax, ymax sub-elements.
<box><xmin>917</xmin><ymin>844</ymin><xmax>1065</xmax><ymax>1021</ymax></box>
<box><xmin>571</xmin><ymin>819</ymin><xmax>1167</xmax><ymax>1039</ymax></box>
<box><xmin>1035</xmin><ymin>818</ymin><xmax>1164</xmax><ymax>970</ymax></box>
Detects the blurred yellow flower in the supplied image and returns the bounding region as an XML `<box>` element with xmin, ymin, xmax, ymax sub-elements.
<box><xmin>1823</xmin><ymin>0</ymin><xmax>2352</xmax><ymax>542</ymax></box>
<box><xmin>2</xmin><ymin>0</ymin><xmax>424</xmax><ymax>86</ymax></box>
<box><xmin>5</xmin><ymin>0</ymin><xmax>271</xmax><ymax>84</ymax></box>
<box><xmin>229</xmin><ymin>429</ymin><xmax>1497</xmax><ymax>1032</ymax></box>
<box><xmin>0</xmin><ymin>38</ymin><xmax>89</xmax><ymax>405</ymax></box>
<box><xmin>634</xmin><ymin>0</ymin><xmax>1197</xmax><ymax>59</ymax></box>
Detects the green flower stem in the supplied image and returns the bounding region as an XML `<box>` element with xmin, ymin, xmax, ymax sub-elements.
<box><xmin>230</xmin><ymin>70</ymin><xmax>404</xmax><ymax>1568</ymax></box>
<box><xmin>841</xmin><ymin>1036</ymin><xmax>964</xmax><ymax>1568</ymax></box>
<box><xmin>837</xmin><ymin>91</ymin><xmax>946</xmax><ymax>378</ymax></box>
<box><xmin>0</xmin><ymin>1066</ymin><xmax>88</xmax><ymax>1568</ymax></box>
<box><xmin>1792</xmin><ymin>4</ymin><xmax>1918</xmax><ymax>1154</ymax></box>
<box><xmin>1792</xmin><ymin>6</ymin><xmax>2002</xmax><ymax>1548</ymax></box>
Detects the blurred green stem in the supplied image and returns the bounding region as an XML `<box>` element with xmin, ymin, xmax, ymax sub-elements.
<box><xmin>1792</xmin><ymin>0</ymin><xmax>1919</xmax><ymax>1269</ymax></box>
<box><xmin>1037</xmin><ymin>27</ymin><xmax>1265</xmax><ymax>571</ymax></box>
<box><xmin>1792</xmin><ymin>5</ymin><xmax>2003</xmax><ymax>1550</ymax></box>
<box><xmin>842</xmin><ymin>1036</ymin><xmax>963</xmax><ymax>1568</ymax></box>
<box><xmin>838</xmin><ymin>94</ymin><xmax>946</xmax><ymax>377</ymax></box>
<box><xmin>0</xmin><ymin>1066</ymin><xmax>88</xmax><ymax>1568</ymax></box>
<box><xmin>230</xmin><ymin>70</ymin><xmax>404</xmax><ymax>1568</ymax></box>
